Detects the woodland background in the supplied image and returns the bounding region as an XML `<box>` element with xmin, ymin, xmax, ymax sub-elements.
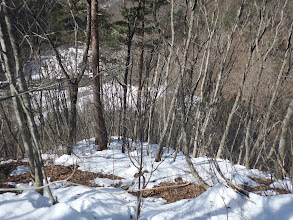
<box><xmin>0</xmin><ymin>0</ymin><xmax>292</xmax><ymax>199</ymax></box>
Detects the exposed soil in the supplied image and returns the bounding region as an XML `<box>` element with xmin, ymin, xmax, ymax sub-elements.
<box><xmin>0</xmin><ymin>161</ymin><xmax>29</xmax><ymax>194</ymax></box>
<box><xmin>250</xmin><ymin>177</ymin><xmax>274</xmax><ymax>185</ymax></box>
<box><xmin>0</xmin><ymin>161</ymin><xmax>124</xmax><ymax>194</ymax></box>
<box><xmin>46</xmin><ymin>164</ymin><xmax>124</xmax><ymax>187</ymax></box>
<box><xmin>241</xmin><ymin>185</ymin><xmax>289</xmax><ymax>195</ymax></box>
<box><xmin>243</xmin><ymin>176</ymin><xmax>290</xmax><ymax>195</ymax></box>
<box><xmin>130</xmin><ymin>181</ymin><xmax>207</xmax><ymax>204</ymax></box>
<box><xmin>0</xmin><ymin>162</ymin><xmax>290</xmax><ymax>202</ymax></box>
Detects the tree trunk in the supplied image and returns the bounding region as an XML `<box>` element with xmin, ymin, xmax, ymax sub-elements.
<box><xmin>216</xmin><ymin>44</ymin><xmax>253</xmax><ymax>159</ymax></box>
<box><xmin>67</xmin><ymin>81</ymin><xmax>79</xmax><ymax>154</ymax></box>
<box><xmin>122</xmin><ymin>31</ymin><xmax>132</xmax><ymax>153</ymax></box>
<box><xmin>0</xmin><ymin>2</ymin><xmax>58</xmax><ymax>203</ymax></box>
<box><xmin>133</xmin><ymin>0</ymin><xmax>145</xmax><ymax>151</ymax></box>
<box><xmin>278</xmin><ymin>97</ymin><xmax>293</xmax><ymax>161</ymax></box>
<box><xmin>249</xmin><ymin>22</ymin><xmax>292</xmax><ymax>163</ymax></box>
<box><xmin>0</xmin><ymin>4</ymin><xmax>43</xmax><ymax>195</ymax></box>
<box><xmin>91</xmin><ymin>0</ymin><xmax>108</xmax><ymax>150</ymax></box>
<box><xmin>137</xmin><ymin>0</ymin><xmax>144</xmax><ymax>118</ymax></box>
<box><xmin>23</xmin><ymin>1</ymin><xmax>91</xmax><ymax>155</ymax></box>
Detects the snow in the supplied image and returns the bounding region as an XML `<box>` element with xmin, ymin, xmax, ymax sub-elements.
<box><xmin>30</xmin><ymin>47</ymin><xmax>91</xmax><ymax>81</ymax></box>
<box><xmin>55</xmin><ymin>155</ymin><xmax>78</xmax><ymax>167</ymax></box>
<box><xmin>271</xmin><ymin>179</ymin><xmax>293</xmax><ymax>192</ymax></box>
<box><xmin>0</xmin><ymin>137</ymin><xmax>293</xmax><ymax>220</ymax></box>
<box><xmin>0</xmin><ymin>191</ymin><xmax>87</xmax><ymax>220</ymax></box>
<box><xmin>10</xmin><ymin>166</ymin><xmax>30</xmax><ymax>176</ymax></box>
<box><xmin>29</xmin><ymin>46</ymin><xmax>165</xmax><ymax>126</ymax></box>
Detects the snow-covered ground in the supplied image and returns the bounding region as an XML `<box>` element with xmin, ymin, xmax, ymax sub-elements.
<box><xmin>28</xmin><ymin>46</ymin><xmax>165</xmax><ymax>124</ymax></box>
<box><xmin>0</xmin><ymin>137</ymin><xmax>293</xmax><ymax>220</ymax></box>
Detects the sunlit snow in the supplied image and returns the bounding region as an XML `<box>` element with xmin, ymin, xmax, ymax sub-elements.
<box><xmin>0</xmin><ymin>137</ymin><xmax>293</xmax><ymax>219</ymax></box>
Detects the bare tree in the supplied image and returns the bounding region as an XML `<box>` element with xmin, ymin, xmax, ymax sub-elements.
<box><xmin>23</xmin><ymin>0</ymin><xmax>91</xmax><ymax>154</ymax></box>
<box><xmin>0</xmin><ymin>0</ymin><xmax>56</xmax><ymax>204</ymax></box>
<box><xmin>120</xmin><ymin>0</ymin><xmax>141</xmax><ymax>152</ymax></box>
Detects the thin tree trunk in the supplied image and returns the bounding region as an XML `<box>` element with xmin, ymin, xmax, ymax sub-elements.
<box><xmin>122</xmin><ymin>36</ymin><xmax>132</xmax><ymax>153</ymax></box>
<box><xmin>135</xmin><ymin>7</ymin><xmax>145</xmax><ymax>213</ymax></box>
<box><xmin>278</xmin><ymin>97</ymin><xmax>293</xmax><ymax>161</ymax></box>
<box><xmin>133</xmin><ymin>0</ymin><xmax>145</xmax><ymax>152</ymax></box>
<box><xmin>216</xmin><ymin>43</ymin><xmax>254</xmax><ymax>158</ymax></box>
<box><xmin>120</xmin><ymin>2</ymin><xmax>141</xmax><ymax>152</ymax></box>
<box><xmin>155</xmin><ymin>0</ymin><xmax>195</xmax><ymax>162</ymax></box>
<box><xmin>137</xmin><ymin>0</ymin><xmax>144</xmax><ymax>118</ymax></box>
<box><xmin>166</xmin><ymin>110</ymin><xmax>176</xmax><ymax>154</ymax></box>
<box><xmin>162</xmin><ymin>0</ymin><xmax>175</xmax><ymax>124</ymax></box>
<box><xmin>146</xmin><ymin>54</ymin><xmax>160</xmax><ymax>155</ymax></box>
<box><xmin>249</xmin><ymin>24</ymin><xmax>292</xmax><ymax>163</ymax></box>
<box><xmin>67</xmin><ymin>82</ymin><xmax>79</xmax><ymax>154</ymax></box>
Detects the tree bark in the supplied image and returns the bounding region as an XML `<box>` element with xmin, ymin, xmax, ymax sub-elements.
<box><xmin>278</xmin><ymin>97</ymin><xmax>293</xmax><ymax>161</ymax></box>
<box><xmin>67</xmin><ymin>81</ymin><xmax>79</xmax><ymax>154</ymax></box>
<box><xmin>120</xmin><ymin>1</ymin><xmax>141</xmax><ymax>152</ymax></box>
<box><xmin>91</xmin><ymin>0</ymin><xmax>108</xmax><ymax>150</ymax></box>
<box><xmin>0</xmin><ymin>3</ymin><xmax>43</xmax><ymax>195</ymax></box>
<box><xmin>122</xmin><ymin>34</ymin><xmax>132</xmax><ymax>153</ymax></box>
<box><xmin>1</xmin><ymin>1</ymin><xmax>59</xmax><ymax>203</ymax></box>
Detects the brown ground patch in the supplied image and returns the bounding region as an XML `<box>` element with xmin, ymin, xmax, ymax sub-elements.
<box><xmin>249</xmin><ymin>177</ymin><xmax>274</xmax><ymax>185</ymax></box>
<box><xmin>0</xmin><ymin>161</ymin><xmax>30</xmax><ymax>193</ymax></box>
<box><xmin>238</xmin><ymin>184</ymin><xmax>289</xmax><ymax>195</ymax></box>
<box><xmin>237</xmin><ymin>176</ymin><xmax>290</xmax><ymax>195</ymax></box>
<box><xmin>131</xmin><ymin>181</ymin><xmax>206</xmax><ymax>204</ymax></box>
<box><xmin>0</xmin><ymin>162</ymin><xmax>124</xmax><ymax>193</ymax></box>
<box><xmin>46</xmin><ymin>164</ymin><xmax>123</xmax><ymax>187</ymax></box>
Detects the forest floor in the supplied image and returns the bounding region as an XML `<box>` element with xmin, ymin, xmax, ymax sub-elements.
<box><xmin>0</xmin><ymin>137</ymin><xmax>292</xmax><ymax>219</ymax></box>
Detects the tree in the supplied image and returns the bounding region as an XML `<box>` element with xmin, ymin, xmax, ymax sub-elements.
<box><xmin>23</xmin><ymin>0</ymin><xmax>91</xmax><ymax>154</ymax></box>
<box><xmin>91</xmin><ymin>0</ymin><xmax>108</xmax><ymax>150</ymax></box>
<box><xmin>0</xmin><ymin>0</ymin><xmax>56</xmax><ymax>204</ymax></box>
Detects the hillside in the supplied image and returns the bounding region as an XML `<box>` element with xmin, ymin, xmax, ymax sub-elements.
<box><xmin>0</xmin><ymin>137</ymin><xmax>293</xmax><ymax>219</ymax></box>
<box><xmin>0</xmin><ymin>0</ymin><xmax>292</xmax><ymax>219</ymax></box>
